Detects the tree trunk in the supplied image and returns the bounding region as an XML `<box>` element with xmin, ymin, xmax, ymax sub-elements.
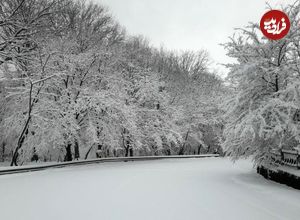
<box><xmin>125</xmin><ymin>146</ymin><xmax>129</xmax><ymax>157</ymax></box>
<box><xmin>206</xmin><ymin>145</ymin><xmax>211</xmax><ymax>154</ymax></box>
<box><xmin>166</xmin><ymin>148</ymin><xmax>171</xmax><ymax>155</ymax></box>
<box><xmin>197</xmin><ymin>144</ymin><xmax>202</xmax><ymax>155</ymax></box>
<box><xmin>74</xmin><ymin>141</ymin><xmax>80</xmax><ymax>160</ymax></box>
<box><xmin>64</xmin><ymin>143</ymin><xmax>73</xmax><ymax>161</ymax></box>
<box><xmin>129</xmin><ymin>147</ymin><xmax>133</xmax><ymax>157</ymax></box>
<box><xmin>10</xmin><ymin>83</ymin><xmax>34</xmax><ymax>166</ymax></box>
<box><xmin>275</xmin><ymin>74</ymin><xmax>279</xmax><ymax>92</ymax></box>
<box><xmin>85</xmin><ymin>145</ymin><xmax>94</xmax><ymax>160</ymax></box>
<box><xmin>1</xmin><ymin>142</ymin><xmax>5</xmax><ymax>162</ymax></box>
<box><xmin>11</xmin><ymin>123</ymin><xmax>30</xmax><ymax>166</ymax></box>
<box><xmin>179</xmin><ymin>129</ymin><xmax>190</xmax><ymax>155</ymax></box>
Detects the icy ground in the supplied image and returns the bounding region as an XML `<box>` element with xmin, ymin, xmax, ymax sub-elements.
<box><xmin>0</xmin><ymin>158</ymin><xmax>299</xmax><ymax>220</ymax></box>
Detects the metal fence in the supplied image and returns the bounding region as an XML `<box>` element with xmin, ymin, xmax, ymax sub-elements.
<box><xmin>270</xmin><ymin>149</ymin><xmax>300</xmax><ymax>169</ymax></box>
<box><xmin>0</xmin><ymin>154</ymin><xmax>219</xmax><ymax>176</ymax></box>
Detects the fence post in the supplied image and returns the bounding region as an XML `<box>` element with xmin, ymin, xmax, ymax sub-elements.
<box><xmin>297</xmin><ymin>151</ymin><xmax>300</xmax><ymax>170</ymax></box>
<box><xmin>280</xmin><ymin>149</ymin><xmax>284</xmax><ymax>165</ymax></box>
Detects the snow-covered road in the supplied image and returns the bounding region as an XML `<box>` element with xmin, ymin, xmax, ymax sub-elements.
<box><xmin>0</xmin><ymin>158</ymin><xmax>299</xmax><ymax>220</ymax></box>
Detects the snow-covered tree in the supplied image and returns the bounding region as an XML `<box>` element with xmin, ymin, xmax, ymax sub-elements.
<box><xmin>152</xmin><ymin>50</ymin><xmax>224</xmax><ymax>154</ymax></box>
<box><xmin>222</xmin><ymin>1</ymin><xmax>300</xmax><ymax>165</ymax></box>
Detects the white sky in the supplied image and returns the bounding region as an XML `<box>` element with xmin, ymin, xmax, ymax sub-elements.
<box><xmin>96</xmin><ymin>0</ymin><xmax>295</xmax><ymax>77</ymax></box>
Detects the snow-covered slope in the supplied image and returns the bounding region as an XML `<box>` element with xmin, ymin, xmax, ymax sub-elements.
<box><xmin>0</xmin><ymin>158</ymin><xmax>299</xmax><ymax>220</ymax></box>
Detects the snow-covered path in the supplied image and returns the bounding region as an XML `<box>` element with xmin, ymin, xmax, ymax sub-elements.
<box><xmin>0</xmin><ymin>158</ymin><xmax>299</xmax><ymax>220</ymax></box>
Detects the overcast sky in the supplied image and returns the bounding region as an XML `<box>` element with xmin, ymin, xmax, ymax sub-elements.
<box><xmin>97</xmin><ymin>0</ymin><xmax>295</xmax><ymax>77</ymax></box>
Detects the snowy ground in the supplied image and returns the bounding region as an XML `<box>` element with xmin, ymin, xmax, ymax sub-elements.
<box><xmin>0</xmin><ymin>158</ymin><xmax>299</xmax><ymax>220</ymax></box>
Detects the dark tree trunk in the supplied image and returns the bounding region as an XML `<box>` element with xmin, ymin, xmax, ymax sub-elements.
<box><xmin>96</xmin><ymin>144</ymin><xmax>103</xmax><ymax>158</ymax></box>
<box><xmin>178</xmin><ymin>146</ymin><xmax>185</xmax><ymax>155</ymax></box>
<box><xmin>206</xmin><ymin>145</ymin><xmax>211</xmax><ymax>154</ymax></box>
<box><xmin>74</xmin><ymin>141</ymin><xmax>80</xmax><ymax>160</ymax></box>
<box><xmin>275</xmin><ymin>74</ymin><xmax>279</xmax><ymax>92</ymax></box>
<box><xmin>64</xmin><ymin>143</ymin><xmax>73</xmax><ymax>161</ymax></box>
<box><xmin>125</xmin><ymin>147</ymin><xmax>129</xmax><ymax>157</ymax></box>
<box><xmin>197</xmin><ymin>145</ymin><xmax>202</xmax><ymax>155</ymax></box>
<box><xmin>11</xmin><ymin>124</ymin><xmax>30</xmax><ymax>166</ymax></box>
<box><xmin>124</xmin><ymin>140</ymin><xmax>131</xmax><ymax>157</ymax></box>
<box><xmin>166</xmin><ymin>149</ymin><xmax>171</xmax><ymax>155</ymax></box>
<box><xmin>85</xmin><ymin>145</ymin><xmax>93</xmax><ymax>160</ymax></box>
<box><xmin>10</xmin><ymin>82</ymin><xmax>34</xmax><ymax>166</ymax></box>
<box><xmin>1</xmin><ymin>142</ymin><xmax>5</xmax><ymax>162</ymax></box>
<box><xmin>129</xmin><ymin>147</ymin><xmax>133</xmax><ymax>157</ymax></box>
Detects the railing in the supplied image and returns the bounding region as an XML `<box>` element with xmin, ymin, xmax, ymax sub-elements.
<box><xmin>270</xmin><ymin>149</ymin><xmax>300</xmax><ymax>169</ymax></box>
<box><xmin>0</xmin><ymin>154</ymin><xmax>219</xmax><ymax>176</ymax></box>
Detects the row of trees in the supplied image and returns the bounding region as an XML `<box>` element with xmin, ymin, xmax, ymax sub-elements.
<box><xmin>2</xmin><ymin>0</ymin><xmax>298</xmax><ymax>168</ymax></box>
<box><xmin>0</xmin><ymin>0</ymin><xmax>224</xmax><ymax>165</ymax></box>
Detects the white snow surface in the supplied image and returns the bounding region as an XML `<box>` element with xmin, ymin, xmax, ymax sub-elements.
<box><xmin>0</xmin><ymin>158</ymin><xmax>299</xmax><ymax>220</ymax></box>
